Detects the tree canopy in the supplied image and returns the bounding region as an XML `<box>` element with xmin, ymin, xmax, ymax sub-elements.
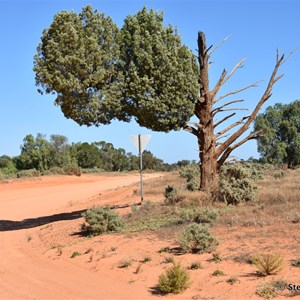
<box><xmin>34</xmin><ymin>6</ymin><xmax>198</xmax><ymax>131</ymax></box>
<box><xmin>254</xmin><ymin>100</ymin><xmax>300</xmax><ymax>167</ymax></box>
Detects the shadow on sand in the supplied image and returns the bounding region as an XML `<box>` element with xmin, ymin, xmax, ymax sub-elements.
<box><xmin>0</xmin><ymin>209</ymin><xmax>86</xmax><ymax>232</ymax></box>
<box><xmin>0</xmin><ymin>202</ymin><xmax>141</xmax><ymax>232</ymax></box>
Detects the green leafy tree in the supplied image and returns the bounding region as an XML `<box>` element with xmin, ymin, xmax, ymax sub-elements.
<box><xmin>15</xmin><ymin>134</ymin><xmax>43</xmax><ymax>170</ymax></box>
<box><xmin>254</xmin><ymin>100</ymin><xmax>300</xmax><ymax>167</ymax></box>
<box><xmin>0</xmin><ymin>155</ymin><xmax>17</xmax><ymax>175</ymax></box>
<box><xmin>75</xmin><ymin>142</ymin><xmax>101</xmax><ymax>168</ymax></box>
<box><xmin>49</xmin><ymin>134</ymin><xmax>74</xmax><ymax>167</ymax></box>
<box><xmin>34</xmin><ymin>5</ymin><xmax>290</xmax><ymax>193</ymax></box>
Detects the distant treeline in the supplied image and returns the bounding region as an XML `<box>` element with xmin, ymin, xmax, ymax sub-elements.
<box><xmin>0</xmin><ymin>133</ymin><xmax>195</xmax><ymax>178</ymax></box>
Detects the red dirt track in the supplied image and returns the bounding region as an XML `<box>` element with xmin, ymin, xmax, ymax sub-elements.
<box><xmin>0</xmin><ymin>174</ymin><xmax>162</xmax><ymax>300</ymax></box>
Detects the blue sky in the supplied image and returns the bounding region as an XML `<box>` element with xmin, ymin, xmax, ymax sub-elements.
<box><xmin>0</xmin><ymin>0</ymin><xmax>299</xmax><ymax>163</ymax></box>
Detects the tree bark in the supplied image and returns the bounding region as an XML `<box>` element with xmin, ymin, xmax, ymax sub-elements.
<box><xmin>196</xmin><ymin>32</ymin><xmax>218</xmax><ymax>193</ymax></box>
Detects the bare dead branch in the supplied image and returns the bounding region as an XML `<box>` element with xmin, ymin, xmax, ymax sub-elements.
<box><xmin>212</xmin><ymin>99</ymin><xmax>244</xmax><ymax>115</ymax></box>
<box><xmin>213</xmin><ymin>107</ymin><xmax>248</xmax><ymax>116</ymax></box>
<box><xmin>214</xmin><ymin>81</ymin><xmax>261</xmax><ymax>103</ymax></box>
<box><xmin>207</xmin><ymin>35</ymin><xmax>232</xmax><ymax>57</ymax></box>
<box><xmin>216</xmin><ymin>129</ymin><xmax>263</xmax><ymax>169</ymax></box>
<box><xmin>223</xmin><ymin>57</ymin><xmax>246</xmax><ymax>85</ymax></box>
<box><xmin>216</xmin><ymin>134</ymin><xmax>230</xmax><ymax>141</ymax></box>
<box><xmin>214</xmin><ymin>115</ymin><xmax>250</xmax><ymax>138</ymax></box>
<box><xmin>214</xmin><ymin>113</ymin><xmax>236</xmax><ymax>128</ymax></box>
<box><xmin>215</xmin><ymin>50</ymin><xmax>286</xmax><ymax>159</ymax></box>
<box><xmin>186</xmin><ymin>121</ymin><xmax>203</xmax><ymax>130</ymax></box>
<box><xmin>211</xmin><ymin>69</ymin><xmax>227</xmax><ymax>98</ymax></box>
<box><xmin>282</xmin><ymin>46</ymin><xmax>299</xmax><ymax>64</ymax></box>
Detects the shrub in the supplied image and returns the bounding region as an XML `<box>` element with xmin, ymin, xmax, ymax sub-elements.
<box><xmin>49</xmin><ymin>167</ymin><xmax>65</xmax><ymax>175</ymax></box>
<box><xmin>189</xmin><ymin>261</ymin><xmax>202</xmax><ymax>270</ymax></box>
<box><xmin>211</xmin><ymin>269</ymin><xmax>225</xmax><ymax>276</ymax></box>
<box><xmin>218</xmin><ymin>163</ymin><xmax>257</xmax><ymax>205</ymax></box>
<box><xmin>255</xmin><ymin>280</ymin><xmax>288</xmax><ymax>299</ymax></box>
<box><xmin>17</xmin><ymin>169</ymin><xmax>40</xmax><ymax>178</ymax></box>
<box><xmin>291</xmin><ymin>258</ymin><xmax>300</xmax><ymax>267</ymax></box>
<box><xmin>164</xmin><ymin>185</ymin><xmax>184</xmax><ymax>205</ymax></box>
<box><xmin>119</xmin><ymin>257</ymin><xmax>133</xmax><ymax>268</ymax></box>
<box><xmin>179</xmin><ymin>207</ymin><xmax>219</xmax><ymax>224</ymax></box>
<box><xmin>179</xmin><ymin>164</ymin><xmax>199</xmax><ymax>191</ymax></box>
<box><xmin>70</xmin><ymin>251</ymin><xmax>81</xmax><ymax>258</ymax></box>
<box><xmin>227</xmin><ymin>276</ymin><xmax>240</xmax><ymax>285</ymax></box>
<box><xmin>179</xmin><ymin>223</ymin><xmax>219</xmax><ymax>254</ymax></box>
<box><xmin>63</xmin><ymin>164</ymin><xmax>81</xmax><ymax>176</ymax></box>
<box><xmin>81</xmin><ymin>206</ymin><xmax>124</xmax><ymax>236</ymax></box>
<box><xmin>273</xmin><ymin>171</ymin><xmax>285</xmax><ymax>179</ymax></box>
<box><xmin>158</xmin><ymin>262</ymin><xmax>190</xmax><ymax>294</ymax></box>
<box><xmin>252</xmin><ymin>252</ymin><xmax>284</xmax><ymax>276</ymax></box>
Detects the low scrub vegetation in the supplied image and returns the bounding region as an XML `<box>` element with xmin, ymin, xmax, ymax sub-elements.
<box><xmin>252</xmin><ymin>252</ymin><xmax>284</xmax><ymax>276</ymax></box>
<box><xmin>179</xmin><ymin>223</ymin><xmax>219</xmax><ymax>254</ymax></box>
<box><xmin>81</xmin><ymin>207</ymin><xmax>124</xmax><ymax>236</ymax></box>
<box><xmin>158</xmin><ymin>262</ymin><xmax>190</xmax><ymax>294</ymax></box>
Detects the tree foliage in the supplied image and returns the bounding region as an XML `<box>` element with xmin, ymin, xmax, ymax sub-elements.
<box><xmin>34</xmin><ymin>6</ymin><xmax>198</xmax><ymax>131</ymax></box>
<box><xmin>1</xmin><ymin>133</ymin><xmax>173</xmax><ymax>176</ymax></box>
<box><xmin>254</xmin><ymin>100</ymin><xmax>300</xmax><ymax>167</ymax></box>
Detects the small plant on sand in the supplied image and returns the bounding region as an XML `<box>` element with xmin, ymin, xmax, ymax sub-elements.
<box><xmin>189</xmin><ymin>261</ymin><xmax>202</xmax><ymax>270</ymax></box>
<box><xmin>211</xmin><ymin>269</ymin><xmax>225</xmax><ymax>276</ymax></box>
<box><xmin>179</xmin><ymin>223</ymin><xmax>219</xmax><ymax>254</ymax></box>
<box><xmin>163</xmin><ymin>256</ymin><xmax>174</xmax><ymax>264</ymax></box>
<box><xmin>291</xmin><ymin>257</ymin><xmax>300</xmax><ymax>267</ymax></box>
<box><xmin>158</xmin><ymin>247</ymin><xmax>171</xmax><ymax>253</ymax></box>
<box><xmin>158</xmin><ymin>262</ymin><xmax>190</xmax><ymax>294</ymax></box>
<box><xmin>27</xmin><ymin>235</ymin><xmax>32</xmax><ymax>242</ymax></box>
<box><xmin>209</xmin><ymin>252</ymin><xmax>222</xmax><ymax>263</ymax></box>
<box><xmin>81</xmin><ymin>206</ymin><xmax>124</xmax><ymax>236</ymax></box>
<box><xmin>71</xmin><ymin>251</ymin><xmax>81</xmax><ymax>258</ymax></box>
<box><xmin>142</xmin><ymin>256</ymin><xmax>152</xmax><ymax>263</ymax></box>
<box><xmin>119</xmin><ymin>257</ymin><xmax>133</xmax><ymax>268</ymax></box>
<box><xmin>227</xmin><ymin>276</ymin><xmax>240</xmax><ymax>285</ymax></box>
<box><xmin>252</xmin><ymin>252</ymin><xmax>284</xmax><ymax>276</ymax></box>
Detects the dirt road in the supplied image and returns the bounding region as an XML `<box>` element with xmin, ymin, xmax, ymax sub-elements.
<box><xmin>0</xmin><ymin>173</ymin><xmax>162</xmax><ymax>300</ymax></box>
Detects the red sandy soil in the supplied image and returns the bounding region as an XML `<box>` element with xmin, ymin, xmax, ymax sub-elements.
<box><xmin>0</xmin><ymin>173</ymin><xmax>299</xmax><ymax>300</ymax></box>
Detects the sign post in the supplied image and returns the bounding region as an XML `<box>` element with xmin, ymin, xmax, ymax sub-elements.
<box><xmin>130</xmin><ymin>134</ymin><xmax>151</xmax><ymax>203</ymax></box>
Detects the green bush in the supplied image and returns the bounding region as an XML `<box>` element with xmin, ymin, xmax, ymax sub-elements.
<box><xmin>17</xmin><ymin>169</ymin><xmax>41</xmax><ymax>178</ymax></box>
<box><xmin>179</xmin><ymin>223</ymin><xmax>219</xmax><ymax>253</ymax></box>
<box><xmin>158</xmin><ymin>262</ymin><xmax>190</xmax><ymax>294</ymax></box>
<box><xmin>63</xmin><ymin>165</ymin><xmax>81</xmax><ymax>176</ymax></box>
<box><xmin>49</xmin><ymin>167</ymin><xmax>66</xmax><ymax>175</ymax></box>
<box><xmin>179</xmin><ymin>207</ymin><xmax>219</xmax><ymax>224</ymax></box>
<box><xmin>164</xmin><ymin>185</ymin><xmax>184</xmax><ymax>205</ymax></box>
<box><xmin>218</xmin><ymin>163</ymin><xmax>257</xmax><ymax>205</ymax></box>
<box><xmin>81</xmin><ymin>206</ymin><xmax>124</xmax><ymax>236</ymax></box>
<box><xmin>179</xmin><ymin>164</ymin><xmax>199</xmax><ymax>191</ymax></box>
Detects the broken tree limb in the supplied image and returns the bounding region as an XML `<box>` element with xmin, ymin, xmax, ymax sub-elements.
<box><xmin>214</xmin><ymin>81</ymin><xmax>261</xmax><ymax>103</ymax></box>
<box><xmin>216</xmin><ymin>129</ymin><xmax>263</xmax><ymax>169</ymax></box>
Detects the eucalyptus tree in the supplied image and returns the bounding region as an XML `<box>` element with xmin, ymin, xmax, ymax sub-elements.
<box><xmin>34</xmin><ymin>5</ymin><xmax>291</xmax><ymax>193</ymax></box>
<box><xmin>254</xmin><ymin>100</ymin><xmax>300</xmax><ymax>167</ymax></box>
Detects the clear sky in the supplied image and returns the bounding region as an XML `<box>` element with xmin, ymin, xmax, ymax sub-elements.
<box><xmin>0</xmin><ymin>0</ymin><xmax>299</xmax><ymax>163</ymax></box>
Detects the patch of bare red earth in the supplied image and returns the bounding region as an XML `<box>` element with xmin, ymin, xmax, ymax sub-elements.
<box><xmin>0</xmin><ymin>174</ymin><xmax>299</xmax><ymax>300</ymax></box>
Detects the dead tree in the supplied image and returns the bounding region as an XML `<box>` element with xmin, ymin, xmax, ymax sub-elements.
<box><xmin>184</xmin><ymin>31</ymin><xmax>292</xmax><ymax>193</ymax></box>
